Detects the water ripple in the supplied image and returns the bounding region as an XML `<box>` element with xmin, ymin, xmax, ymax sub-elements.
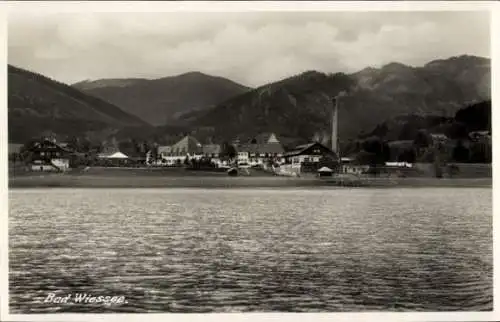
<box><xmin>9</xmin><ymin>188</ymin><xmax>492</xmax><ymax>312</ymax></box>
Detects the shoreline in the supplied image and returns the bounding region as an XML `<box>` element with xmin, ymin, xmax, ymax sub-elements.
<box><xmin>8</xmin><ymin>173</ymin><xmax>492</xmax><ymax>189</ymax></box>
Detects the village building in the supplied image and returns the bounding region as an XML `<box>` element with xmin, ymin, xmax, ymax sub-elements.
<box><xmin>146</xmin><ymin>135</ymin><xmax>204</xmax><ymax>166</ymax></box>
<box><xmin>469</xmin><ymin>131</ymin><xmax>491</xmax><ymax>143</ymax></box>
<box><xmin>26</xmin><ymin>139</ymin><xmax>73</xmax><ymax>172</ymax></box>
<box><xmin>317</xmin><ymin>166</ymin><xmax>334</xmax><ymax>177</ymax></box>
<box><xmin>387</xmin><ymin>140</ymin><xmax>414</xmax><ymax>161</ymax></box>
<box><xmin>202</xmin><ymin>144</ymin><xmax>223</xmax><ymax>167</ymax></box>
<box><xmin>284</xmin><ymin>142</ymin><xmax>337</xmax><ymax>165</ymax></box>
<box><xmin>236</xmin><ymin>133</ymin><xmax>285</xmax><ymax>167</ymax></box>
<box><xmin>283</xmin><ymin>142</ymin><xmax>339</xmax><ymax>173</ymax></box>
<box><xmin>429</xmin><ymin>133</ymin><xmax>449</xmax><ymax>146</ymax></box>
<box><xmin>97</xmin><ymin>151</ymin><xmax>130</xmax><ymax>166</ymax></box>
<box><xmin>99</xmin><ymin>145</ymin><xmax>120</xmax><ymax>156</ymax></box>
<box><xmin>202</xmin><ymin>144</ymin><xmax>221</xmax><ymax>158</ymax></box>
<box><xmin>340</xmin><ymin>157</ymin><xmax>370</xmax><ymax>175</ymax></box>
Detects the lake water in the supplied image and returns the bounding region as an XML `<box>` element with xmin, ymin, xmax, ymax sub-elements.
<box><xmin>9</xmin><ymin>187</ymin><xmax>492</xmax><ymax>312</ymax></box>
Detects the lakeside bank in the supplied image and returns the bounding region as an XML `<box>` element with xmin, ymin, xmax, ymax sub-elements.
<box><xmin>9</xmin><ymin>172</ymin><xmax>492</xmax><ymax>189</ymax></box>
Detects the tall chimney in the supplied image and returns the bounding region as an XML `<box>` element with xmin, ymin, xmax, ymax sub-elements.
<box><xmin>332</xmin><ymin>91</ymin><xmax>347</xmax><ymax>155</ymax></box>
<box><xmin>331</xmin><ymin>97</ymin><xmax>339</xmax><ymax>154</ymax></box>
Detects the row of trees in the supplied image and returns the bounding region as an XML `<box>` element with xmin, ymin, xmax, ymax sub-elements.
<box><xmin>340</xmin><ymin>135</ymin><xmax>491</xmax><ymax>169</ymax></box>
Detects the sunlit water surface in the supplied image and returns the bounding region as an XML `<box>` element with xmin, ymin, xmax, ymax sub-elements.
<box><xmin>9</xmin><ymin>188</ymin><xmax>492</xmax><ymax>312</ymax></box>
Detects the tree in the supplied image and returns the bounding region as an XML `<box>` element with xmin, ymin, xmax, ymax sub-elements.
<box><xmin>110</xmin><ymin>136</ymin><xmax>118</xmax><ymax>148</ymax></box>
<box><xmin>220</xmin><ymin>141</ymin><xmax>237</xmax><ymax>161</ymax></box>
<box><xmin>372</xmin><ymin>122</ymin><xmax>389</xmax><ymax>138</ymax></box>
<box><xmin>131</xmin><ymin>138</ymin><xmax>140</xmax><ymax>154</ymax></box>
<box><xmin>148</xmin><ymin>143</ymin><xmax>159</xmax><ymax>165</ymax></box>
<box><xmin>81</xmin><ymin>139</ymin><xmax>92</xmax><ymax>153</ymax></box>
<box><xmin>446</xmin><ymin>122</ymin><xmax>468</xmax><ymax>140</ymax></box>
<box><xmin>93</xmin><ymin>142</ymin><xmax>104</xmax><ymax>154</ymax></box>
<box><xmin>355</xmin><ymin>150</ymin><xmax>377</xmax><ymax>166</ymax></box>
<box><xmin>452</xmin><ymin>140</ymin><xmax>470</xmax><ymax>163</ymax></box>
<box><xmin>455</xmin><ymin>100</ymin><xmax>491</xmax><ymax>132</ymax></box>
<box><xmin>68</xmin><ymin>136</ymin><xmax>81</xmax><ymax>152</ymax></box>
<box><xmin>469</xmin><ymin>141</ymin><xmax>491</xmax><ymax>163</ymax></box>
<box><xmin>413</xmin><ymin>130</ymin><xmax>430</xmax><ymax>149</ymax></box>
<box><xmin>398</xmin><ymin>120</ymin><xmax>421</xmax><ymax>140</ymax></box>
<box><xmin>398</xmin><ymin>148</ymin><xmax>416</xmax><ymax>163</ymax></box>
<box><xmin>141</xmin><ymin>142</ymin><xmax>149</xmax><ymax>154</ymax></box>
<box><xmin>361</xmin><ymin>136</ymin><xmax>389</xmax><ymax>166</ymax></box>
<box><xmin>119</xmin><ymin>140</ymin><xmax>134</xmax><ymax>156</ymax></box>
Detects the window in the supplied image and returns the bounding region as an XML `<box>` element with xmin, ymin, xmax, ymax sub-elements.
<box><xmin>40</xmin><ymin>152</ymin><xmax>45</xmax><ymax>156</ymax></box>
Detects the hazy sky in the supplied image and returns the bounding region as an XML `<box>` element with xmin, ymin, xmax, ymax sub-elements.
<box><xmin>8</xmin><ymin>11</ymin><xmax>490</xmax><ymax>87</ymax></box>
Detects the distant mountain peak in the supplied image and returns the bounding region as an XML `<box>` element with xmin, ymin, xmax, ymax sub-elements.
<box><xmin>73</xmin><ymin>78</ymin><xmax>148</xmax><ymax>90</ymax></box>
<box><xmin>381</xmin><ymin>62</ymin><xmax>413</xmax><ymax>71</ymax></box>
<box><xmin>74</xmin><ymin>71</ymin><xmax>251</xmax><ymax>126</ymax></box>
<box><xmin>8</xmin><ymin>65</ymin><xmax>149</xmax><ymax>143</ymax></box>
<box><xmin>299</xmin><ymin>70</ymin><xmax>326</xmax><ymax>77</ymax></box>
<box><xmin>186</xmin><ymin>54</ymin><xmax>490</xmax><ymax>144</ymax></box>
<box><xmin>357</xmin><ymin>66</ymin><xmax>378</xmax><ymax>73</ymax></box>
<box><xmin>176</xmin><ymin>71</ymin><xmax>208</xmax><ymax>77</ymax></box>
<box><xmin>425</xmin><ymin>54</ymin><xmax>490</xmax><ymax>68</ymax></box>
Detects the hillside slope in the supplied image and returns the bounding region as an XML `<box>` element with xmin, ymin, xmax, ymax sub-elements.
<box><xmin>73</xmin><ymin>72</ymin><xmax>251</xmax><ymax>125</ymax></box>
<box><xmin>363</xmin><ymin>100</ymin><xmax>491</xmax><ymax>142</ymax></box>
<box><xmin>8</xmin><ymin>65</ymin><xmax>149</xmax><ymax>143</ymax></box>
<box><xmin>187</xmin><ymin>55</ymin><xmax>490</xmax><ymax>145</ymax></box>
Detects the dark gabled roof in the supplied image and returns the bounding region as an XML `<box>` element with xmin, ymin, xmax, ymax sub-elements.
<box><xmin>239</xmin><ymin>143</ymin><xmax>284</xmax><ymax>154</ymax></box>
<box><xmin>469</xmin><ymin>131</ymin><xmax>490</xmax><ymax>136</ymax></box>
<box><xmin>283</xmin><ymin>143</ymin><xmax>316</xmax><ymax>157</ymax></box>
<box><xmin>430</xmin><ymin>133</ymin><xmax>448</xmax><ymax>140</ymax></box>
<box><xmin>202</xmin><ymin>144</ymin><xmax>221</xmax><ymax>154</ymax></box>
<box><xmin>172</xmin><ymin>135</ymin><xmax>202</xmax><ymax>153</ymax></box>
<box><xmin>283</xmin><ymin>142</ymin><xmax>338</xmax><ymax>158</ymax></box>
<box><xmin>31</xmin><ymin>140</ymin><xmax>73</xmax><ymax>153</ymax></box>
<box><xmin>250</xmin><ymin>132</ymin><xmax>281</xmax><ymax>144</ymax></box>
<box><xmin>123</xmin><ymin>150</ymin><xmax>147</xmax><ymax>158</ymax></box>
<box><xmin>157</xmin><ymin>146</ymin><xmax>172</xmax><ymax>154</ymax></box>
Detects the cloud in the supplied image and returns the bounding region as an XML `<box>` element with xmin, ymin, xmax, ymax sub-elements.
<box><xmin>8</xmin><ymin>11</ymin><xmax>490</xmax><ymax>87</ymax></box>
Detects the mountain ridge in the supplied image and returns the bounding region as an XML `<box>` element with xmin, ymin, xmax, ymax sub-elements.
<box><xmin>8</xmin><ymin>64</ymin><xmax>150</xmax><ymax>143</ymax></box>
<box><xmin>9</xmin><ymin>54</ymin><xmax>490</xmax><ymax>147</ymax></box>
<box><xmin>73</xmin><ymin>71</ymin><xmax>252</xmax><ymax>125</ymax></box>
<box><xmin>185</xmin><ymin>55</ymin><xmax>490</xmax><ymax>146</ymax></box>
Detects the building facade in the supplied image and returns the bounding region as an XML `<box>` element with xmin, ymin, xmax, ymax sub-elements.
<box><xmin>236</xmin><ymin>133</ymin><xmax>285</xmax><ymax>167</ymax></box>
<box><xmin>27</xmin><ymin>139</ymin><xmax>72</xmax><ymax>172</ymax></box>
<box><xmin>284</xmin><ymin>142</ymin><xmax>339</xmax><ymax>173</ymax></box>
<box><xmin>146</xmin><ymin>136</ymin><xmax>224</xmax><ymax>167</ymax></box>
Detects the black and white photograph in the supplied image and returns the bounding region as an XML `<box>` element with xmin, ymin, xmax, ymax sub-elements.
<box><xmin>1</xmin><ymin>1</ymin><xmax>498</xmax><ymax>321</ymax></box>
